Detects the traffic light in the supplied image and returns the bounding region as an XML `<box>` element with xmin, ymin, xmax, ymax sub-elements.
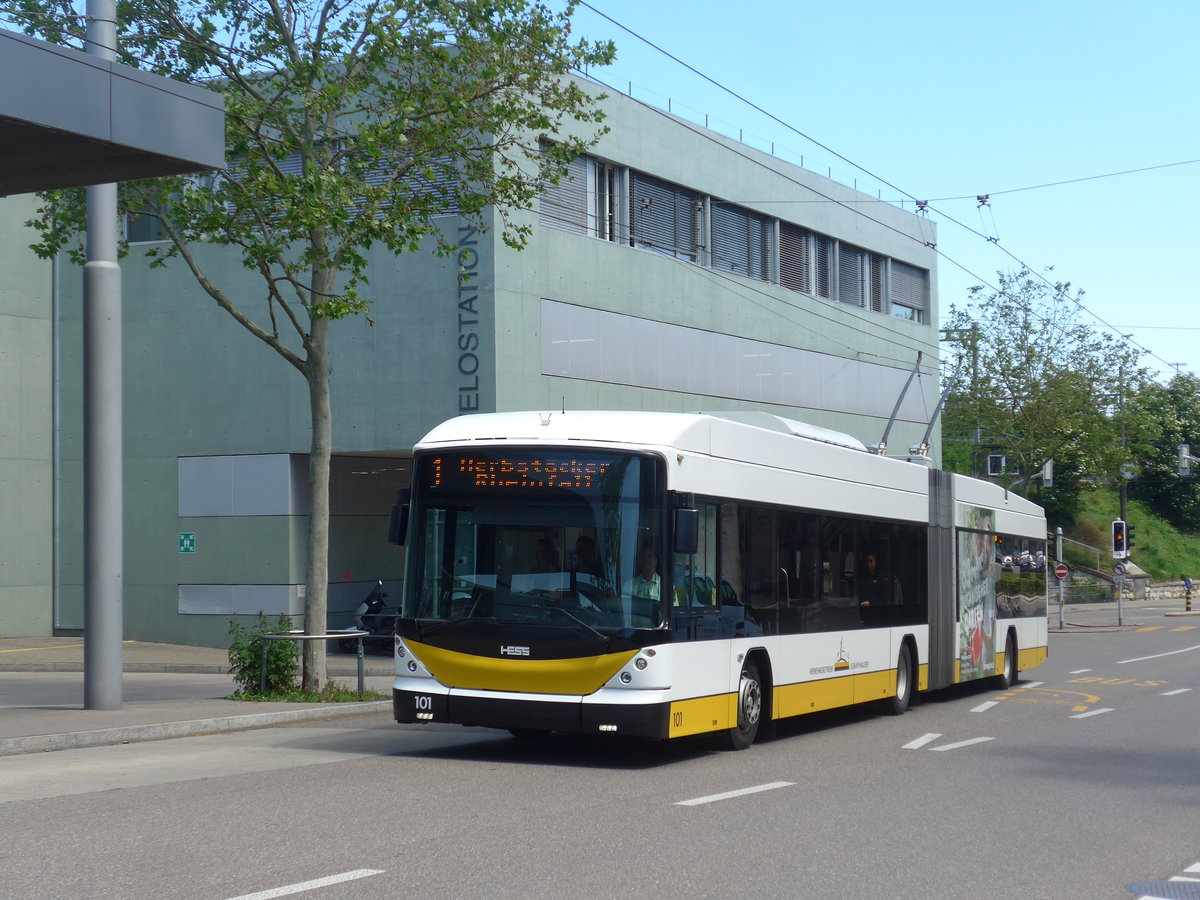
<box><xmin>1126</xmin><ymin>524</ymin><xmax>1136</xmax><ymax>553</ymax></box>
<box><xmin>1112</xmin><ymin>520</ymin><xmax>1127</xmax><ymax>559</ymax></box>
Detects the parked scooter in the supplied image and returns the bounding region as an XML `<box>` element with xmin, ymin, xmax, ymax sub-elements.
<box><xmin>338</xmin><ymin>580</ymin><xmax>395</xmax><ymax>653</ymax></box>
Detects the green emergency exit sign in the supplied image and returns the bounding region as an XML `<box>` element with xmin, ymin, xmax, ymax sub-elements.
<box><xmin>179</xmin><ymin>532</ymin><xmax>196</xmax><ymax>553</ymax></box>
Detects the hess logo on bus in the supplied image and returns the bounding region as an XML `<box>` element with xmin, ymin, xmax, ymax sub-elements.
<box><xmin>500</xmin><ymin>645</ymin><xmax>531</xmax><ymax>657</ymax></box>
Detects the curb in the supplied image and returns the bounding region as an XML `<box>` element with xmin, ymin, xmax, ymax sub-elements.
<box><xmin>0</xmin><ymin>700</ymin><xmax>393</xmax><ymax>758</ymax></box>
<box><xmin>0</xmin><ymin>664</ymin><xmax>392</xmax><ymax>676</ymax></box>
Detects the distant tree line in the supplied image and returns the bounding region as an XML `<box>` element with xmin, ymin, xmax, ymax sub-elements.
<box><xmin>941</xmin><ymin>269</ymin><xmax>1200</xmax><ymax>533</ymax></box>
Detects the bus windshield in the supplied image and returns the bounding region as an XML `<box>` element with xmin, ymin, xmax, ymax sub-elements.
<box><xmin>403</xmin><ymin>449</ymin><xmax>665</xmax><ymax>630</ymax></box>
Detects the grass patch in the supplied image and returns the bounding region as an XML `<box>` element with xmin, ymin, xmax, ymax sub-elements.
<box><xmin>229</xmin><ymin>680</ymin><xmax>388</xmax><ymax>703</ymax></box>
<box><xmin>1072</xmin><ymin>488</ymin><xmax>1200</xmax><ymax>581</ymax></box>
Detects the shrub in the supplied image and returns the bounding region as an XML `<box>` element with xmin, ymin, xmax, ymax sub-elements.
<box><xmin>228</xmin><ymin>612</ymin><xmax>300</xmax><ymax>696</ymax></box>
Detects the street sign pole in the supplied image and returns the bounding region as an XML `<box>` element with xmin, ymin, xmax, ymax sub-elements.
<box><xmin>1055</xmin><ymin>527</ymin><xmax>1065</xmax><ymax>630</ymax></box>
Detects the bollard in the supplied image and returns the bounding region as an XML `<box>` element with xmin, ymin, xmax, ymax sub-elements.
<box><xmin>1188</xmin><ymin>590</ymin><xmax>1193</xmax><ymax>613</ymax></box>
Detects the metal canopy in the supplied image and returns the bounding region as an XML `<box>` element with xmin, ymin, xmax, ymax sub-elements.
<box><xmin>0</xmin><ymin>29</ymin><xmax>224</xmax><ymax>196</ymax></box>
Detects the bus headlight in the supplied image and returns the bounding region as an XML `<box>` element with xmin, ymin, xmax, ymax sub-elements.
<box><xmin>620</xmin><ymin>671</ymin><xmax>632</xmax><ymax>683</ymax></box>
<box><xmin>635</xmin><ymin>657</ymin><xmax>648</xmax><ymax>670</ymax></box>
<box><xmin>407</xmin><ymin>660</ymin><xmax>418</xmax><ymax>672</ymax></box>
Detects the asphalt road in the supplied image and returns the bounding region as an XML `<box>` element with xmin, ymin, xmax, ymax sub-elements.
<box><xmin>3</xmin><ymin>625</ymin><xmax>1199</xmax><ymax>900</ymax></box>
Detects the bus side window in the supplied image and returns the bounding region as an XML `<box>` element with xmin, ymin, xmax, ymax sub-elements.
<box><xmin>740</xmin><ymin>506</ymin><xmax>779</xmax><ymax>634</ymax></box>
<box><xmin>675</xmin><ymin>504</ymin><xmax>716</xmax><ymax>608</ymax></box>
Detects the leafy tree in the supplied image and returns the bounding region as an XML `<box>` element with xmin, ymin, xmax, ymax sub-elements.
<box><xmin>942</xmin><ymin>269</ymin><xmax>1152</xmax><ymax>502</ymax></box>
<box><xmin>1128</xmin><ymin>373</ymin><xmax>1200</xmax><ymax>532</ymax></box>
<box><xmin>10</xmin><ymin>0</ymin><xmax>615</xmax><ymax>690</ymax></box>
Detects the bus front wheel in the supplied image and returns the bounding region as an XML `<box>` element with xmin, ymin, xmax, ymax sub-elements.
<box><xmin>727</xmin><ymin>659</ymin><xmax>762</xmax><ymax>750</ymax></box>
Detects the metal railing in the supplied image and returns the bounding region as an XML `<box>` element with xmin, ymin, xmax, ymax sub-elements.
<box><xmin>259</xmin><ymin>630</ymin><xmax>369</xmax><ymax>698</ymax></box>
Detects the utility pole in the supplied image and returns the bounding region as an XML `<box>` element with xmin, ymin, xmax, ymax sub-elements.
<box><xmin>1118</xmin><ymin>365</ymin><xmax>1128</xmax><ymax>526</ymax></box>
<box><xmin>83</xmin><ymin>0</ymin><xmax>124</xmax><ymax>710</ymax></box>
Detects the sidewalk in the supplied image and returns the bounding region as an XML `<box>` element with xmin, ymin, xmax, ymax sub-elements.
<box><xmin>1051</xmin><ymin>594</ymin><xmax>1200</xmax><ymax>632</ymax></box>
<box><xmin>0</xmin><ymin>637</ymin><xmax>394</xmax><ymax>757</ymax></box>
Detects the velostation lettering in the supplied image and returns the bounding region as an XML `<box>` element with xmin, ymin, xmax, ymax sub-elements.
<box><xmin>456</xmin><ymin>225</ymin><xmax>482</xmax><ymax>413</ymax></box>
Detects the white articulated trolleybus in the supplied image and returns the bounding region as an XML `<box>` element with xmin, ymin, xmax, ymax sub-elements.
<box><xmin>388</xmin><ymin>410</ymin><xmax>1048</xmax><ymax>749</ymax></box>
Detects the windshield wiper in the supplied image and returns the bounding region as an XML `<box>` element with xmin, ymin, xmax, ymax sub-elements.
<box><xmin>530</xmin><ymin>604</ymin><xmax>610</xmax><ymax>647</ymax></box>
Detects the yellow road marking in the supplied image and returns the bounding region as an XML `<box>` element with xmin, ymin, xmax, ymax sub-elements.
<box><xmin>991</xmin><ymin>686</ymin><xmax>1101</xmax><ymax>713</ymax></box>
<box><xmin>0</xmin><ymin>640</ymin><xmax>135</xmax><ymax>654</ymax></box>
<box><xmin>1137</xmin><ymin>626</ymin><xmax>1163</xmax><ymax>632</ymax></box>
<box><xmin>1171</xmin><ymin>626</ymin><xmax>1197</xmax><ymax>632</ymax></box>
<box><xmin>0</xmin><ymin>642</ymin><xmax>86</xmax><ymax>653</ymax></box>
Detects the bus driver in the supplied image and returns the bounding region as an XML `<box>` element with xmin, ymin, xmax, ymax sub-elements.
<box><xmin>624</xmin><ymin>541</ymin><xmax>660</xmax><ymax>601</ymax></box>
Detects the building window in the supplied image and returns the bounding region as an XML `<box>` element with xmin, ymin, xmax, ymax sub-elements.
<box><xmin>536</xmin><ymin>153</ymin><xmax>930</xmax><ymax>326</ymax></box>
<box><xmin>779</xmin><ymin>223</ymin><xmax>811</xmax><ymax>294</ymax></box>
<box><xmin>594</xmin><ymin>161</ymin><xmax>629</xmax><ymax>244</ymax></box>
<box><xmin>126</xmin><ymin>208</ymin><xmax>168</xmax><ymax>243</ymax></box>
<box><xmin>814</xmin><ymin>234</ymin><xmax>833</xmax><ymax>300</ymax></box>
<box><xmin>869</xmin><ymin>254</ymin><xmax>886</xmax><ymax>313</ymax></box>
<box><xmin>711</xmin><ymin>202</ymin><xmax>770</xmax><ymax>282</ymax></box>
<box><xmin>837</xmin><ymin>243</ymin><xmax>867</xmax><ymax>307</ymax></box>
<box><xmin>630</xmin><ymin>172</ymin><xmax>699</xmax><ymax>261</ymax></box>
<box><xmin>889</xmin><ymin>260</ymin><xmax>927</xmax><ymax>323</ymax></box>
<box><xmin>539</xmin><ymin>153</ymin><xmax>589</xmax><ymax>234</ymax></box>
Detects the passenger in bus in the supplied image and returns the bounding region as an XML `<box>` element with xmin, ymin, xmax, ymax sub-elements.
<box><xmin>623</xmin><ymin>540</ymin><xmax>661</xmax><ymax>601</ymax></box>
<box><xmin>533</xmin><ymin>538</ymin><xmax>560</xmax><ymax>573</ymax></box>
<box><xmin>573</xmin><ymin>535</ymin><xmax>606</xmax><ymax>580</ymax></box>
<box><xmin>860</xmin><ymin>554</ymin><xmax>902</xmax><ymax>609</ymax></box>
<box><xmin>571</xmin><ymin>535</ymin><xmax>617</xmax><ymax>606</ymax></box>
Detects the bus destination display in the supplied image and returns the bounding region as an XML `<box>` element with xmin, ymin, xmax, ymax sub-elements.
<box><xmin>425</xmin><ymin>453</ymin><xmax>619</xmax><ymax>492</ymax></box>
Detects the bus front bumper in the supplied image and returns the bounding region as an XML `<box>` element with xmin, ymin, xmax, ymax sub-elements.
<box><xmin>393</xmin><ymin>687</ymin><xmax>671</xmax><ymax>739</ymax></box>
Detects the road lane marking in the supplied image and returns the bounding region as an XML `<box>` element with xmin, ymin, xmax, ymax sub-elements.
<box><xmin>225</xmin><ymin>869</ymin><xmax>384</xmax><ymax>900</ymax></box>
<box><xmin>1070</xmin><ymin>708</ymin><xmax>1114</xmax><ymax>719</ymax></box>
<box><xmin>1133</xmin><ymin>876</ymin><xmax>1200</xmax><ymax>900</ymax></box>
<box><xmin>1172</xmin><ymin>626</ymin><xmax>1198</xmax><ymax>632</ymax></box>
<box><xmin>676</xmin><ymin>781</ymin><xmax>795</xmax><ymax>806</ymax></box>
<box><xmin>0</xmin><ymin>642</ymin><xmax>86</xmax><ymax>654</ymax></box>
<box><xmin>1137</xmin><ymin>626</ymin><xmax>1163</xmax><ymax>632</ymax></box>
<box><xmin>903</xmin><ymin>733</ymin><xmax>942</xmax><ymax>749</ymax></box>
<box><xmin>1018</xmin><ymin>681</ymin><xmax>1045</xmax><ymax>689</ymax></box>
<box><xmin>970</xmin><ymin>701</ymin><xmax>999</xmax><ymax>712</ymax></box>
<box><xmin>1117</xmin><ymin>644</ymin><xmax>1200</xmax><ymax>664</ymax></box>
<box><xmin>930</xmin><ymin>737</ymin><xmax>995</xmax><ymax>752</ymax></box>
<box><xmin>1069</xmin><ymin>669</ymin><xmax>1091</xmax><ymax>674</ymax></box>
<box><xmin>1162</xmin><ymin>688</ymin><xmax>1193</xmax><ymax>696</ymax></box>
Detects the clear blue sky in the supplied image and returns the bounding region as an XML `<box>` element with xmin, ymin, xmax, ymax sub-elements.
<box><xmin>568</xmin><ymin>0</ymin><xmax>1200</xmax><ymax>380</ymax></box>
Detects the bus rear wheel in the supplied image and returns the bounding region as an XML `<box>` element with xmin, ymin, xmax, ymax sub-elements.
<box><xmin>883</xmin><ymin>643</ymin><xmax>913</xmax><ymax>716</ymax></box>
<box><xmin>726</xmin><ymin>659</ymin><xmax>762</xmax><ymax>750</ymax></box>
<box><xmin>995</xmin><ymin>633</ymin><xmax>1017</xmax><ymax>689</ymax></box>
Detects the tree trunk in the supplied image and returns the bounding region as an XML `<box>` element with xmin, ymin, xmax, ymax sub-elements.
<box><xmin>302</xmin><ymin>315</ymin><xmax>332</xmax><ymax>694</ymax></box>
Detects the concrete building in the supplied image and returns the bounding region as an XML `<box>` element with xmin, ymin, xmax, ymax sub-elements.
<box><xmin>0</xmin><ymin>27</ymin><xmax>222</xmax><ymax>639</ymax></box>
<box><xmin>7</xmin><ymin>77</ymin><xmax>939</xmax><ymax>646</ymax></box>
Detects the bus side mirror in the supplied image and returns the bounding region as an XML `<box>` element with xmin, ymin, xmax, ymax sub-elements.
<box><xmin>673</xmin><ymin>507</ymin><xmax>698</xmax><ymax>555</ymax></box>
<box><xmin>387</xmin><ymin>489</ymin><xmax>411</xmax><ymax>546</ymax></box>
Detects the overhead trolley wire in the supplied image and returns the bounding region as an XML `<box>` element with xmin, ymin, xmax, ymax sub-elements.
<box><xmin>575</xmin><ymin>2</ymin><xmax>1182</xmax><ymax>372</ymax></box>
